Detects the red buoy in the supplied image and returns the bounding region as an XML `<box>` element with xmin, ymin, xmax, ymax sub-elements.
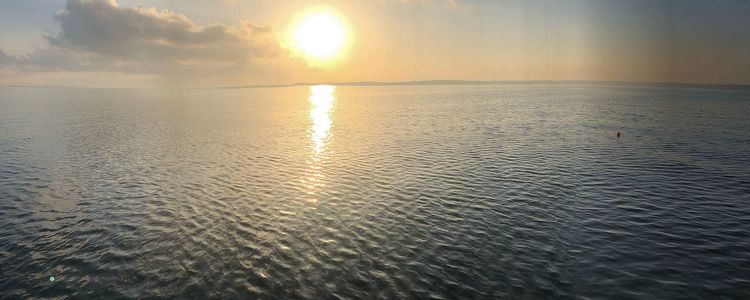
<box><xmin>617</xmin><ymin>131</ymin><xmax>621</xmax><ymax>138</ymax></box>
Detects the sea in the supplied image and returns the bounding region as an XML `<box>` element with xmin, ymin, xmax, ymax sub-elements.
<box><xmin>1</xmin><ymin>83</ymin><xmax>749</xmax><ymax>298</ymax></box>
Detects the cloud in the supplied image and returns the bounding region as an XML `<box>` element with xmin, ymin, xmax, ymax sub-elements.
<box><xmin>1</xmin><ymin>0</ymin><xmax>285</xmax><ymax>79</ymax></box>
<box><xmin>48</xmin><ymin>0</ymin><xmax>279</xmax><ymax>62</ymax></box>
<box><xmin>0</xmin><ymin>49</ymin><xmax>14</xmax><ymax>65</ymax></box>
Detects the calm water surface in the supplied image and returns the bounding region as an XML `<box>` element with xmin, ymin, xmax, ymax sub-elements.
<box><xmin>1</xmin><ymin>84</ymin><xmax>749</xmax><ymax>299</ymax></box>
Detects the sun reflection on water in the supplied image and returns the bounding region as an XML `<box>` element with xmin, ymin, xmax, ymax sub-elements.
<box><xmin>304</xmin><ymin>85</ymin><xmax>335</xmax><ymax>201</ymax></box>
<box><xmin>310</xmin><ymin>85</ymin><xmax>335</xmax><ymax>155</ymax></box>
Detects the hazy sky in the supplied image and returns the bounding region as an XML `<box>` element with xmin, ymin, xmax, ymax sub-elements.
<box><xmin>1</xmin><ymin>0</ymin><xmax>749</xmax><ymax>87</ymax></box>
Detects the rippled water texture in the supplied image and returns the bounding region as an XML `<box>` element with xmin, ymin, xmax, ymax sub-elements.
<box><xmin>1</xmin><ymin>84</ymin><xmax>750</xmax><ymax>299</ymax></box>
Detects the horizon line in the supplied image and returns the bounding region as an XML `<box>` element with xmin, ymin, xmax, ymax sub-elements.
<box><xmin>2</xmin><ymin>80</ymin><xmax>750</xmax><ymax>91</ymax></box>
<box><xmin>215</xmin><ymin>80</ymin><xmax>750</xmax><ymax>91</ymax></box>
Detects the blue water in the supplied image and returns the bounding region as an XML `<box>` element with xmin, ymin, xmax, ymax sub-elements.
<box><xmin>1</xmin><ymin>84</ymin><xmax>749</xmax><ymax>298</ymax></box>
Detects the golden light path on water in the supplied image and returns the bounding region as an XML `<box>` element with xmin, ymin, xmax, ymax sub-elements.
<box><xmin>304</xmin><ymin>85</ymin><xmax>335</xmax><ymax>200</ymax></box>
<box><xmin>310</xmin><ymin>85</ymin><xmax>335</xmax><ymax>154</ymax></box>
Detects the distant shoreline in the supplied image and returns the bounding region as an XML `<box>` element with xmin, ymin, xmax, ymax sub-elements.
<box><xmin>3</xmin><ymin>80</ymin><xmax>750</xmax><ymax>91</ymax></box>
<box><xmin>216</xmin><ymin>80</ymin><xmax>750</xmax><ymax>91</ymax></box>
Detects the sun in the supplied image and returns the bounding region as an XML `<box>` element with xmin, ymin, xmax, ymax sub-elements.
<box><xmin>293</xmin><ymin>11</ymin><xmax>347</xmax><ymax>61</ymax></box>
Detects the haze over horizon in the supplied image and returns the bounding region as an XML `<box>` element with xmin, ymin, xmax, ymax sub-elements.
<box><xmin>2</xmin><ymin>0</ymin><xmax>750</xmax><ymax>88</ymax></box>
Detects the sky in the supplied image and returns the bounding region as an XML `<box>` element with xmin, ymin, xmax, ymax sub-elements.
<box><xmin>1</xmin><ymin>0</ymin><xmax>749</xmax><ymax>87</ymax></box>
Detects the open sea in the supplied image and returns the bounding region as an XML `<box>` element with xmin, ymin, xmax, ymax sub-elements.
<box><xmin>1</xmin><ymin>84</ymin><xmax>749</xmax><ymax>299</ymax></box>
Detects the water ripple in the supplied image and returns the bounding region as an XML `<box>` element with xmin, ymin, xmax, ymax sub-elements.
<box><xmin>1</xmin><ymin>85</ymin><xmax>749</xmax><ymax>298</ymax></box>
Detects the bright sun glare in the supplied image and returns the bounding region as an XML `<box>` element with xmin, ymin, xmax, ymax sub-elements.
<box><xmin>293</xmin><ymin>12</ymin><xmax>346</xmax><ymax>60</ymax></box>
